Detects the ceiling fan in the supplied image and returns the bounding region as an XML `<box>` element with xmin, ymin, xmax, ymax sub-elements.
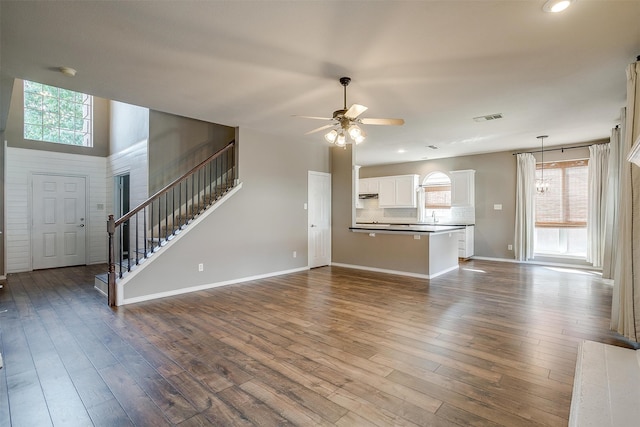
<box><xmin>295</xmin><ymin>77</ymin><xmax>405</xmax><ymax>146</ymax></box>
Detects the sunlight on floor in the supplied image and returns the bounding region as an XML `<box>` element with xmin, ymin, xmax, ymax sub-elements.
<box><xmin>461</xmin><ymin>268</ymin><xmax>486</xmax><ymax>273</ymax></box>
<box><xmin>545</xmin><ymin>266</ymin><xmax>602</xmax><ymax>276</ymax></box>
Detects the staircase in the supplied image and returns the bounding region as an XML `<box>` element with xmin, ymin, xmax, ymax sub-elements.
<box><xmin>102</xmin><ymin>140</ymin><xmax>237</xmax><ymax>305</ymax></box>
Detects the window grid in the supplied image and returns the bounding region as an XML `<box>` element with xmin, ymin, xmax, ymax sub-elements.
<box><xmin>23</xmin><ymin>80</ymin><xmax>93</xmax><ymax>147</ymax></box>
<box><xmin>535</xmin><ymin>159</ymin><xmax>588</xmax><ymax>227</ymax></box>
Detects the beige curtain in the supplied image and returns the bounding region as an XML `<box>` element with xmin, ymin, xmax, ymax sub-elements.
<box><xmin>514</xmin><ymin>153</ymin><xmax>536</xmax><ymax>261</ymax></box>
<box><xmin>603</xmin><ymin>124</ymin><xmax>623</xmax><ymax>279</ymax></box>
<box><xmin>587</xmin><ymin>143</ymin><xmax>609</xmax><ymax>267</ymax></box>
<box><xmin>611</xmin><ymin>61</ymin><xmax>640</xmax><ymax>341</ymax></box>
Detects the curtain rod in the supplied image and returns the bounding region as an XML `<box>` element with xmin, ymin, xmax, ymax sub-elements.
<box><xmin>512</xmin><ymin>142</ymin><xmax>608</xmax><ymax>156</ymax></box>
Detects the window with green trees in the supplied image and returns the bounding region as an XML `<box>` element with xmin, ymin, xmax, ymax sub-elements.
<box><xmin>23</xmin><ymin>80</ymin><xmax>93</xmax><ymax>146</ymax></box>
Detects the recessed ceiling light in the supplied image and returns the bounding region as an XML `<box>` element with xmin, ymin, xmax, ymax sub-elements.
<box><xmin>543</xmin><ymin>0</ymin><xmax>574</xmax><ymax>13</ymax></box>
<box><xmin>59</xmin><ymin>66</ymin><xmax>77</xmax><ymax>77</ymax></box>
<box><xmin>398</xmin><ymin>149</ymin><xmax>406</xmax><ymax>154</ymax></box>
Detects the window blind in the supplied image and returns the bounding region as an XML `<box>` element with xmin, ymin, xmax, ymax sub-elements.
<box><xmin>424</xmin><ymin>185</ymin><xmax>451</xmax><ymax>209</ymax></box>
<box><xmin>535</xmin><ymin>159</ymin><xmax>588</xmax><ymax>227</ymax></box>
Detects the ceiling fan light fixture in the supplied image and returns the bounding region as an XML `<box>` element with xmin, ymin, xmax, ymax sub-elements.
<box><xmin>324</xmin><ymin>129</ymin><xmax>338</xmax><ymax>143</ymax></box>
<box><xmin>348</xmin><ymin>124</ymin><xmax>362</xmax><ymax>140</ymax></box>
<box><xmin>296</xmin><ymin>77</ymin><xmax>403</xmax><ymax>147</ymax></box>
<box><xmin>543</xmin><ymin>0</ymin><xmax>573</xmax><ymax>13</ymax></box>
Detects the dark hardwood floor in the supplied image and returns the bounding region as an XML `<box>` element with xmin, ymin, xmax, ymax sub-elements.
<box><xmin>0</xmin><ymin>260</ymin><xmax>631</xmax><ymax>426</ymax></box>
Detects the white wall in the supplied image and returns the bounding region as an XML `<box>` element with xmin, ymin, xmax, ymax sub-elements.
<box><xmin>106</xmin><ymin>102</ymin><xmax>150</xmax><ymax>219</ymax></box>
<box><xmin>120</xmin><ymin>128</ymin><xmax>330</xmax><ymax>303</ymax></box>
<box><xmin>5</xmin><ymin>147</ymin><xmax>107</xmax><ymax>272</ymax></box>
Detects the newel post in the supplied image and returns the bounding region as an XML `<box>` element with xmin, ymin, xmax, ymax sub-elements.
<box><xmin>107</xmin><ymin>214</ymin><xmax>116</xmax><ymax>307</ymax></box>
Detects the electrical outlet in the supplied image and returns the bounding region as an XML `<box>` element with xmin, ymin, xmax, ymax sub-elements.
<box><xmin>293</xmin><ymin>251</ymin><xmax>297</xmax><ymax>258</ymax></box>
<box><xmin>508</xmin><ymin>244</ymin><xmax>513</xmax><ymax>250</ymax></box>
<box><xmin>198</xmin><ymin>263</ymin><xmax>204</xmax><ymax>272</ymax></box>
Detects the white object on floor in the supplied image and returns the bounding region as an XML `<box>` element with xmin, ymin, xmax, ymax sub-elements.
<box><xmin>569</xmin><ymin>340</ymin><xmax>640</xmax><ymax>426</ymax></box>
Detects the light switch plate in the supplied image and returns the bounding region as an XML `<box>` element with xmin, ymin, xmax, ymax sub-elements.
<box><xmin>494</xmin><ymin>204</ymin><xmax>503</xmax><ymax>210</ymax></box>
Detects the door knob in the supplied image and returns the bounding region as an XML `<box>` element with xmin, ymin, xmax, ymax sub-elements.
<box><xmin>78</xmin><ymin>224</ymin><xmax>85</xmax><ymax>227</ymax></box>
<box><xmin>310</xmin><ymin>224</ymin><xmax>316</xmax><ymax>227</ymax></box>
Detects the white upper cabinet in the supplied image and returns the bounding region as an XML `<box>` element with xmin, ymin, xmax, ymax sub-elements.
<box><xmin>378</xmin><ymin>174</ymin><xmax>419</xmax><ymax>208</ymax></box>
<box><xmin>359</xmin><ymin>178</ymin><xmax>380</xmax><ymax>194</ymax></box>
<box><xmin>450</xmin><ymin>170</ymin><xmax>475</xmax><ymax>207</ymax></box>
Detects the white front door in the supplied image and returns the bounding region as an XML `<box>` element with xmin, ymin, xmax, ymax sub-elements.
<box><xmin>308</xmin><ymin>171</ymin><xmax>331</xmax><ymax>268</ymax></box>
<box><xmin>32</xmin><ymin>174</ymin><xmax>87</xmax><ymax>270</ymax></box>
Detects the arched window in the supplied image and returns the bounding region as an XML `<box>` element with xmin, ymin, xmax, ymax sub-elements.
<box><xmin>423</xmin><ymin>172</ymin><xmax>451</xmax><ymax>209</ymax></box>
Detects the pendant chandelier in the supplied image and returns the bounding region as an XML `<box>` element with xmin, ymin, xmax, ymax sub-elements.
<box><xmin>535</xmin><ymin>135</ymin><xmax>550</xmax><ymax>194</ymax></box>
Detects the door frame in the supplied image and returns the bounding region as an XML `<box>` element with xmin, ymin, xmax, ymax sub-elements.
<box><xmin>114</xmin><ymin>172</ymin><xmax>131</xmax><ymax>260</ymax></box>
<box><xmin>308</xmin><ymin>170</ymin><xmax>331</xmax><ymax>268</ymax></box>
<box><xmin>30</xmin><ymin>172</ymin><xmax>89</xmax><ymax>270</ymax></box>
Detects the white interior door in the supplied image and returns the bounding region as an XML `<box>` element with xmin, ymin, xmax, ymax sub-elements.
<box><xmin>308</xmin><ymin>171</ymin><xmax>331</xmax><ymax>268</ymax></box>
<box><xmin>32</xmin><ymin>174</ymin><xmax>87</xmax><ymax>270</ymax></box>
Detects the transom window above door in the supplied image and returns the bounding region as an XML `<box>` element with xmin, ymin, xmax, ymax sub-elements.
<box><xmin>23</xmin><ymin>80</ymin><xmax>93</xmax><ymax>147</ymax></box>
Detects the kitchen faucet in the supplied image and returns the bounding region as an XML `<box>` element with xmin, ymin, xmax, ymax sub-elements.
<box><xmin>432</xmin><ymin>211</ymin><xmax>438</xmax><ymax>223</ymax></box>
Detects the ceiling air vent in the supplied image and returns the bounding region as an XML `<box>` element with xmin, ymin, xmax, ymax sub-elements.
<box><xmin>473</xmin><ymin>113</ymin><xmax>503</xmax><ymax>122</ymax></box>
<box><xmin>427</xmin><ymin>145</ymin><xmax>439</xmax><ymax>150</ymax></box>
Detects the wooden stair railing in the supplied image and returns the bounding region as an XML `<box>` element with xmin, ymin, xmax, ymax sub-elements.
<box><xmin>106</xmin><ymin>140</ymin><xmax>237</xmax><ymax>306</ymax></box>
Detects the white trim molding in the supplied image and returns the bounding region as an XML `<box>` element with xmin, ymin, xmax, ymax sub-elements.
<box><xmin>120</xmin><ymin>266</ymin><xmax>309</xmax><ymax>306</ymax></box>
<box><xmin>331</xmin><ymin>262</ymin><xmax>458</xmax><ymax>280</ymax></box>
<box><xmin>627</xmin><ymin>135</ymin><xmax>640</xmax><ymax>167</ymax></box>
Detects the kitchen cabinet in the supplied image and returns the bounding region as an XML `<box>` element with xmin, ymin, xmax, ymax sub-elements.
<box><xmin>458</xmin><ymin>225</ymin><xmax>474</xmax><ymax>258</ymax></box>
<box><xmin>450</xmin><ymin>170</ymin><xmax>475</xmax><ymax>207</ymax></box>
<box><xmin>359</xmin><ymin>178</ymin><xmax>380</xmax><ymax>194</ymax></box>
<box><xmin>378</xmin><ymin>174</ymin><xmax>419</xmax><ymax>208</ymax></box>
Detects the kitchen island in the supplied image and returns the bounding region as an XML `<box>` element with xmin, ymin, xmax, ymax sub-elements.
<box><xmin>342</xmin><ymin>223</ymin><xmax>468</xmax><ymax>279</ymax></box>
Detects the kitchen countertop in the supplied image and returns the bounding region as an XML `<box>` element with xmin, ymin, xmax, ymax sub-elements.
<box><xmin>350</xmin><ymin>223</ymin><xmax>467</xmax><ymax>234</ymax></box>
<box><xmin>355</xmin><ymin>222</ymin><xmax>474</xmax><ymax>226</ymax></box>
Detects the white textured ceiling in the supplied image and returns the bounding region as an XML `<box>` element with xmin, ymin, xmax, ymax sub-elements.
<box><xmin>1</xmin><ymin>1</ymin><xmax>639</xmax><ymax>165</ymax></box>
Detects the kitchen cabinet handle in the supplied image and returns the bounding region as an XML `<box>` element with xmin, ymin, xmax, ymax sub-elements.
<box><xmin>310</xmin><ymin>224</ymin><xmax>316</xmax><ymax>228</ymax></box>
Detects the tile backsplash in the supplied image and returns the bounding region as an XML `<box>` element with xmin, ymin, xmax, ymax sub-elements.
<box><xmin>356</xmin><ymin>198</ymin><xmax>475</xmax><ymax>224</ymax></box>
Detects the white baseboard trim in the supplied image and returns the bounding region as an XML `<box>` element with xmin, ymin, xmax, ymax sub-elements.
<box><xmin>429</xmin><ymin>264</ymin><xmax>460</xmax><ymax>279</ymax></box>
<box><xmin>472</xmin><ymin>256</ymin><xmax>601</xmax><ymax>271</ymax></box>
<box><xmin>120</xmin><ymin>266</ymin><xmax>309</xmax><ymax>306</ymax></box>
<box><xmin>331</xmin><ymin>262</ymin><xmax>458</xmax><ymax>280</ymax></box>
<box><xmin>470</xmin><ymin>256</ymin><xmax>518</xmax><ymax>263</ymax></box>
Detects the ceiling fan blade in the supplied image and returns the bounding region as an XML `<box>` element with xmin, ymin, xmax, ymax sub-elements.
<box><xmin>360</xmin><ymin>118</ymin><xmax>405</xmax><ymax>126</ymax></box>
<box><xmin>305</xmin><ymin>124</ymin><xmax>335</xmax><ymax>135</ymax></box>
<box><xmin>344</xmin><ymin>104</ymin><xmax>368</xmax><ymax>119</ymax></box>
<box><xmin>292</xmin><ymin>115</ymin><xmax>333</xmax><ymax>121</ymax></box>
